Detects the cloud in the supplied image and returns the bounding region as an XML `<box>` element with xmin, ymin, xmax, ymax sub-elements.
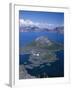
<box><xmin>19</xmin><ymin>19</ymin><xmax>34</xmax><ymax>26</ymax></box>
<box><xmin>19</xmin><ymin>19</ymin><xmax>54</xmax><ymax>29</ymax></box>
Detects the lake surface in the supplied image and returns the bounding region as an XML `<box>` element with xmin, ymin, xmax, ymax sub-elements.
<box><xmin>19</xmin><ymin>31</ymin><xmax>64</xmax><ymax>47</ymax></box>
<box><xmin>19</xmin><ymin>50</ymin><xmax>64</xmax><ymax>77</ymax></box>
<box><xmin>19</xmin><ymin>31</ymin><xmax>64</xmax><ymax>78</ymax></box>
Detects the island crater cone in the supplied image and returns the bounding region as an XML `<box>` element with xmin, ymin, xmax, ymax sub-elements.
<box><xmin>35</xmin><ymin>36</ymin><xmax>52</xmax><ymax>46</ymax></box>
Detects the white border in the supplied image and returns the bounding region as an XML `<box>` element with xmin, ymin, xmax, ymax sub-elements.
<box><xmin>10</xmin><ymin>3</ymin><xmax>70</xmax><ymax>87</ymax></box>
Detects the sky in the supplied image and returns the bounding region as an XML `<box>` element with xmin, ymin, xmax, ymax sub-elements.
<box><xmin>19</xmin><ymin>10</ymin><xmax>64</xmax><ymax>29</ymax></box>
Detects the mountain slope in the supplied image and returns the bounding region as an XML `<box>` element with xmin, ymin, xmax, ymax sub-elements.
<box><xmin>20</xmin><ymin>36</ymin><xmax>63</xmax><ymax>66</ymax></box>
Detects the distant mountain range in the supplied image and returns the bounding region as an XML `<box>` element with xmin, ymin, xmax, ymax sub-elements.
<box><xmin>19</xmin><ymin>25</ymin><xmax>64</xmax><ymax>34</ymax></box>
<box><xmin>54</xmin><ymin>26</ymin><xmax>64</xmax><ymax>34</ymax></box>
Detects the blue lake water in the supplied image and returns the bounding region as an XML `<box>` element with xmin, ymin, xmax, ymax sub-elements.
<box><xmin>19</xmin><ymin>51</ymin><xmax>64</xmax><ymax>77</ymax></box>
<box><xmin>19</xmin><ymin>31</ymin><xmax>64</xmax><ymax>77</ymax></box>
<box><xmin>19</xmin><ymin>31</ymin><xmax>64</xmax><ymax>47</ymax></box>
